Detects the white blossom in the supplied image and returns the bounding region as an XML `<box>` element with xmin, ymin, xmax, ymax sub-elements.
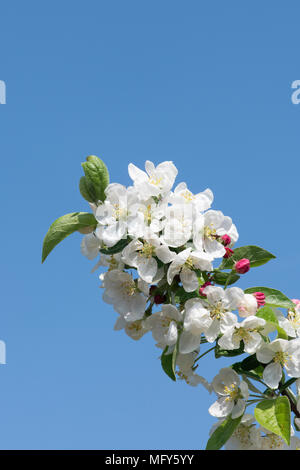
<box><xmin>146</xmin><ymin>304</ymin><xmax>182</xmax><ymax>348</ymax></box>
<box><xmin>122</xmin><ymin>236</ymin><xmax>175</xmax><ymax>284</ymax></box>
<box><xmin>128</xmin><ymin>160</ymin><xmax>178</xmax><ymax>199</ymax></box>
<box><xmin>193</xmin><ymin>210</ymin><xmax>238</xmax><ymax>259</ymax></box>
<box><xmin>167</xmin><ymin>247</ymin><xmax>213</xmax><ymax>292</ymax></box>
<box><xmin>179</xmin><ymin>299</ymin><xmax>212</xmax><ymax>354</ymax></box>
<box><xmin>201</xmin><ymin>286</ymin><xmax>244</xmax><ymax>343</ymax></box>
<box><xmin>256</xmin><ymin>338</ymin><xmax>300</xmax><ymax>389</ymax></box>
<box><xmin>218</xmin><ymin>316</ymin><xmax>266</xmax><ymax>354</ymax></box>
<box><xmin>209</xmin><ymin>367</ymin><xmax>249</xmax><ymax>419</ymax></box>
<box><xmin>101</xmin><ymin>269</ymin><xmax>148</xmax><ymax>322</ymax></box>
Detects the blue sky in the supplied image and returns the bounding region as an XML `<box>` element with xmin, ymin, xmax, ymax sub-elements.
<box><xmin>1</xmin><ymin>0</ymin><xmax>300</xmax><ymax>450</ymax></box>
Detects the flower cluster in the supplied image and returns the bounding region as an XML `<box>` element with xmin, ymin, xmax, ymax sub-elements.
<box><xmin>43</xmin><ymin>157</ymin><xmax>300</xmax><ymax>450</ymax></box>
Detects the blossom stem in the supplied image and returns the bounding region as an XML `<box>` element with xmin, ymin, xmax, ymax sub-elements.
<box><xmin>194</xmin><ymin>346</ymin><xmax>215</xmax><ymax>363</ymax></box>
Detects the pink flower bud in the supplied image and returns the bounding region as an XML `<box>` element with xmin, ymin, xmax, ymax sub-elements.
<box><xmin>223</xmin><ymin>247</ymin><xmax>234</xmax><ymax>259</ymax></box>
<box><xmin>199</xmin><ymin>281</ymin><xmax>212</xmax><ymax>297</ymax></box>
<box><xmin>221</xmin><ymin>234</ymin><xmax>231</xmax><ymax>246</ymax></box>
<box><xmin>292</xmin><ymin>299</ymin><xmax>300</xmax><ymax>306</ymax></box>
<box><xmin>235</xmin><ymin>258</ymin><xmax>250</xmax><ymax>274</ymax></box>
<box><xmin>253</xmin><ymin>291</ymin><xmax>266</xmax><ymax>307</ymax></box>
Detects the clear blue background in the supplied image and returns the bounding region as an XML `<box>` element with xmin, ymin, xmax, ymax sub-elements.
<box><xmin>1</xmin><ymin>0</ymin><xmax>300</xmax><ymax>450</ymax></box>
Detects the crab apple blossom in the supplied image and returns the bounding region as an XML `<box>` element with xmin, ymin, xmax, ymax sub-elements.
<box><xmin>95</xmin><ymin>183</ymin><xmax>139</xmax><ymax>247</ymax></box>
<box><xmin>176</xmin><ymin>351</ymin><xmax>212</xmax><ymax>391</ymax></box>
<box><xmin>200</xmin><ymin>286</ymin><xmax>244</xmax><ymax>343</ymax></box>
<box><xmin>179</xmin><ymin>298</ymin><xmax>212</xmax><ymax>354</ymax></box>
<box><xmin>193</xmin><ymin>210</ymin><xmax>238</xmax><ymax>259</ymax></box>
<box><xmin>168</xmin><ymin>182</ymin><xmax>214</xmax><ymax>213</ymax></box>
<box><xmin>145</xmin><ymin>304</ymin><xmax>183</xmax><ymax>349</ymax></box>
<box><xmin>256</xmin><ymin>338</ymin><xmax>300</xmax><ymax>389</ymax></box>
<box><xmin>167</xmin><ymin>247</ymin><xmax>213</xmax><ymax>292</ymax></box>
<box><xmin>209</xmin><ymin>368</ymin><xmax>249</xmax><ymax>419</ymax></box>
<box><xmin>43</xmin><ymin>156</ymin><xmax>300</xmax><ymax>451</ymax></box>
<box><xmin>101</xmin><ymin>269</ymin><xmax>148</xmax><ymax>322</ymax></box>
<box><xmin>128</xmin><ymin>160</ymin><xmax>178</xmax><ymax>199</ymax></box>
<box><xmin>122</xmin><ymin>236</ymin><xmax>175</xmax><ymax>283</ymax></box>
<box><xmin>238</xmin><ymin>293</ymin><xmax>259</xmax><ymax>318</ymax></box>
<box><xmin>217</xmin><ymin>316</ymin><xmax>266</xmax><ymax>354</ymax></box>
<box><xmin>114</xmin><ymin>316</ymin><xmax>149</xmax><ymax>341</ymax></box>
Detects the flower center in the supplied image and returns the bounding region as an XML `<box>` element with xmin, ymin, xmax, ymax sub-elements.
<box><xmin>160</xmin><ymin>316</ymin><xmax>173</xmax><ymax>328</ymax></box>
<box><xmin>209</xmin><ymin>301</ymin><xmax>224</xmax><ymax>320</ymax></box>
<box><xmin>140</xmin><ymin>242</ymin><xmax>155</xmax><ymax>258</ymax></box>
<box><xmin>182</xmin><ymin>190</ymin><xmax>195</xmax><ymax>203</ymax></box>
<box><xmin>204</xmin><ymin>225</ymin><xmax>217</xmax><ymax>240</ymax></box>
<box><xmin>234</xmin><ymin>424</ymin><xmax>251</xmax><ymax>446</ymax></box>
<box><xmin>184</xmin><ymin>256</ymin><xmax>194</xmax><ymax>270</ymax></box>
<box><xmin>108</xmin><ymin>255</ymin><xmax>118</xmax><ymax>271</ymax></box>
<box><xmin>224</xmin><ymin>383</ymin><xmax>240</xmax><ymax>401</ymax></box>
<box><xmin>121</xmin><ymin>280</ymin><xmax>137</xmax><ymax>297</ymax></box>
<box><xmin>273</xmin><ymin>351</ymin><xmax>290</xmax><ymax>366</ymax></box>
<box><xmin>288</xmin><ymin>310</ymin><xmax>300</xmax><ymax>329</ymax></box>
<box><xmin>234</xmin><ymin>327</ymin><xmax>251</xmax><ymax>342</ymax></box>
<box><xmin>113</xmin><ymin>204</ymin><xmax>127</xmax><ymax>221</ymax></box>
<box><xmin>149</xmin><ymin>176</ymin><xmax>163</xmax><ymax>187</ymax></box>
<box><xmin>127</xmin><ymin>321</ymin><xmax>143</xmax><ymax>333</ymax></box>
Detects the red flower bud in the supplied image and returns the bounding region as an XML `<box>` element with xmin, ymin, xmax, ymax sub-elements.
<box><xmin>154</xmin><ymin>294</ymin><xmax>166</xmax><ymax>304</ymax></box>
<box><xmin>223</xmin><ymin>247</ymin><xmax>234</xmax><ymax>258</ymax></box>
<box><xmin>221</xmin><ymin>234</ymin><xmax>231</xmax><ymax>246</ymax></box>
<box><xmin>149</xmin><ymin>285</ymin><xmax>157</xmax><ymax>295</ymax></box>
<box><xmin>235</xmin><ymin>258</ymin><xmax>250</xmax><ymax>274</ymax></box>
<box><xmin>253</xmin><ymin>291</ymin><xmax>266</xmax><ymax>307</ymax></box>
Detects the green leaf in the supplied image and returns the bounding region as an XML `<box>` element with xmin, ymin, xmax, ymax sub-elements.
<box><xmin>205</xmin><ymin>414</ymin><xmax>243</xmax><ymax>450</ymax></box>
<box><xmin>99</xmin><ymin>237</ymin><xmax>131</xmax><ymax>255</ymax></box>
<box><xmin>81</xmin><ymin>155</ymin><xmax>109</xmax><ymax>203</ymax></box>
<box><xmin>42</xmin><ymin>212</ymin><xmax>97</xmax><ymax>263</ymax></box>
<box><xmin>240</xmin><ymin>354</ymin><xmax>262</xmax><ymax>372</ymax></box>
<box><xmin>161</xmin><ymin>344</ymin><xmax>178</xmax><ymax>381</ymax></box>
<box><xmin>174</xmin><ymin>286</ymin><xmax>199</xmax><ymax>305</ymax></box>
<box><xmin>212</xmin><ymin>271</ymin><xmax>240</xmax><ymax>286</ymax></box>
<box><xmin>231</xmin><ymin>361</ymin><xmax>264</xmax><ymax>381</ymax></box>
<box><xmin>79</xmin><ymin>176</ymin><xmax>99</xmax><ymax>203</ymax></box>
<box><xmin>215</xmin><ymin>341</ymin><xmax>244</xmax><ymax>358</ymax></box>
<box><xmin>256</xmin><ymin>306</ymin><xmax>288</xmax><ymax>339</ymax></box>
<box><xmin>254</xmin><ymin>397</ymin><xmax>291</xmax><ymax>445</ymax></box>
<box><xmin>244</xmin><ymin>287</ymin><xmax>294</xmax><ymax>310</ymax></box>
<box><xmin>220</xmin><ymin>245</ymin><xmax>276</xmax><ymax>270</ymax></box>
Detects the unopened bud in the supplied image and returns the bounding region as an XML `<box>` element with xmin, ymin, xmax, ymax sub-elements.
<box><xmin>149</xmin><ymin>285</ymin><xmax>157</xmax><ymax>296</ymax></box>
<box><xmin>235</xmin><ymin>258</ymin><xmax>250</xmax><ymax>274</ymax></box>
<box><xmin>253</xmin><ymin>291</ymin><xmax>266</xmax><ymax>307</ymax></box>
<box><xmin>223</xmin><ymin>247</ymin><xmax>234</xmax><ymax>259</ymax></box>
<box><xmin>221</xmin><ymin>234</ymin><xmax>231</xmax><ymax>246</ymax></box>
<box><xmin>154</xmin><ymin>294</ymin><xmax>166</xmax><ymax>305</ymax></box>
<box><xmin>199</xmin><ymin>281</ymin><xmax>212</xmax><ymax>297</ymax></box>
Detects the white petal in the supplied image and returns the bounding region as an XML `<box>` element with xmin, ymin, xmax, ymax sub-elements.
<box><xmin>180</xmin><ymin>268</ymin><xmax>199</xmax><ymax>293</ymax></box>
<box><xmin>263</xmin><ymin>362</ymin><xmax>282</xmax><ymax>389</ymax></box>
<box><xmin>179</xmin><ymin>331</ymin><xmax>201</xmax><ymax>354</ymax></box>
<box><xmin>209</xmin><ymin>397</ymin><xmax>234</xmax><ymax>418</ymax></box>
